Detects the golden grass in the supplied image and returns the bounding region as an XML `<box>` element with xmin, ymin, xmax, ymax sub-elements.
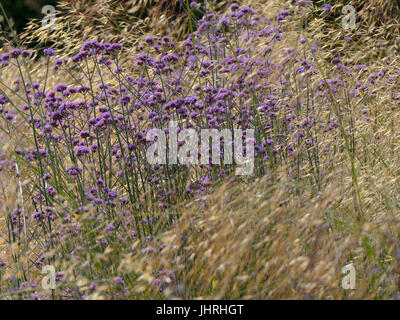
<box><xmin>2</xmin><ymin>0</ymin><xmax>400</xmax><ymax>299</ymax></box>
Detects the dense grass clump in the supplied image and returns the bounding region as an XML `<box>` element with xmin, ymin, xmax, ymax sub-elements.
<box><xmin>1</xmin><ymin>0</ymin><xmax>400</xmax><ymax>299</ymax></box>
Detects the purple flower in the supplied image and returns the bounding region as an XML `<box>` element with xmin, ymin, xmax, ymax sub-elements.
<box><xmin>66</xmin><ymin>166</ymin><xmax>82</xmax><ymax>176</ymax></box>
<box><xmin>43</xmin><ymin>173</ymin><xmax>52</xmax><ymax>180</ymax></box>
<box><xmin>108</xmin><ymin>189</ymin><xmax>117</xmax><ymax>199</ymax></box>
<box><xmin>80</xmin><ymin>131</ymin><xmax>91</xmax><ymax>138</ymax></box>
<box><xmin>145</xmin><ymin>36</ymin><xmax>154</xmax><ymax>44</ymax></box>
<box><xmin>153</xmin><ymin>278</ymin><xmax>162</xmax><ymax>289</ymax></box>
<box><xmin>53</xmin><ymin>59</ymin><xmax>65</xmax><ymax>70</ymax></box>
<box><xmin>82</xmin><ymin>41</ymin><xmax>100</xmax><ymax>51</ymax></box>
<box><xmin>9</xmin><ymin>49</ymin><xmax>21</xmax><ymax>58</ymax></box>
<box><xmin>1</xmin><ymin>52</ymin><xmax>10</xmax><ymax>62</ymax></box>
<box><xmin>119</xmin><ymin>95</ymin><xmax>131</xmax><ymax>106</ymax></box>
<box><xmin>106</xmin><ymin>225</ymin><xmax>116</xmax><ymax>232</ymax></box>
<box><xmin>277</xmin><ymin>15</ymin><xmax>285</xmax><ymax>22</ymax></box>
<box><xmin>5</xmin><ymin>113</ymin><xmax>14</xmax><ymax>121</ymax></box>
<box><xmin>119</xmin><ymin>197</ymin><xmax>128</xmax><ymax>204</ymax></box>
<box><xmin>322</xmin><ymin>4</ymin><xmax>333</xmax><ymax>13</ymax></box>
<box><xmin>55</xmin><ymin>83</ymin><xmax>68</xmax><ymax>92</ymax></box>
<box><xmin>108</xmin><ymin>43</ymin><xmax>123</xmax><ymax>52</ymax></box>
<box><xmin>22</xmin><ymin>50</ymin><xmax>32</xmax><ymax>58</ymax></box>
<box><xmin>19</xmin><ymin>282</ymin><xmax>37</xmax><ymax>290</ymax></box>
<box><xmin>113</xmin><ymin>276</ymin><xmax>124</xmax><ymax>284</ymax></box>
<box><xmin>331</xmin><ymin>57</ymin><xmax>341</xmax><ymax>64</ymax></box>
<box><xmin>89</xmin><ymin>282</ymin><xmax>96</xmax><ymax>291</ymax></box>
<box><xmin>239</xmin><ymin>6</ymin><xmax>255</xmax><ymax>15</ymax></box>
<box><xmin>0</xmin><ymin>95</ymin><xmax>7</xmax><ymax>105</ymax></box>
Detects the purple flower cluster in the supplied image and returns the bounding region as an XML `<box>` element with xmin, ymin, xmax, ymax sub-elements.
<box><xmin>0</xmin><ymin>3</ymin><xmax>388</xmax><ymax>227</ymax></box>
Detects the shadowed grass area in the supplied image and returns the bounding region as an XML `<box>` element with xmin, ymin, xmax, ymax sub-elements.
<box><xmin>1</xmin><ymin>0</ymin><xmax>400</xmax><ymax>300</ymax></box>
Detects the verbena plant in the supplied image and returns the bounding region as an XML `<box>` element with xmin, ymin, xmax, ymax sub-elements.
<box><xmin>0</xmin><ymin>1</ymin><xmax>399</xmax><ymax>299</ymax></box>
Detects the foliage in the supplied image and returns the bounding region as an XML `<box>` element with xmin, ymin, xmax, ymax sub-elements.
<box><xmin>0</xmin><ymin>0</ymin><xmax>400</xmax><ymax>300</ymax></box>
